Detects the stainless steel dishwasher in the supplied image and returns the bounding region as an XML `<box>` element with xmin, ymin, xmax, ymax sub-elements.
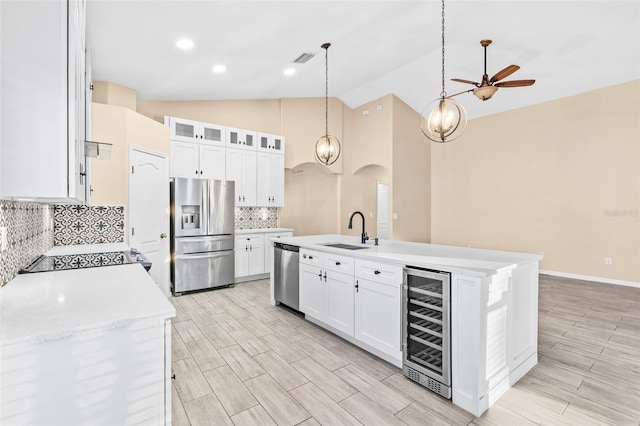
<box><xmin>274</xmin><ymin>243</ymin><xmax>300</xmax><ymax>310</ymax></box>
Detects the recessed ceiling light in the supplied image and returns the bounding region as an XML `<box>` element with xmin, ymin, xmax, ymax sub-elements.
<box><xmin>212</xmin><ymin>64</ymin><xmax>227</xmax><ymax>74</ymax></box>
<box><xmin>176</xmin><ymin>39</ymin><xmax>194</xmax><ymax>50</ymax></box>
<box><xmin>283</xmin><ymin>67</ymin><xmax>296</xmax><ymax>76</ymax></box>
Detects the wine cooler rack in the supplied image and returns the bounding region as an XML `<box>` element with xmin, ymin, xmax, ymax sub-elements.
<box><xmin>402</xmin><ymin>266</ymin><xmax>451</xmax><ymax>399</ymax></box>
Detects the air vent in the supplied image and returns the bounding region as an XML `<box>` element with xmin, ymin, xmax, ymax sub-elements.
<box><xmin>291</xmin><ymin>52</ymin><xmax>315</xmax><ymax>64</ymax></box>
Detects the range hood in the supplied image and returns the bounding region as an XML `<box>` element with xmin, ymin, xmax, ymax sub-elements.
<box><xmin>84</xmin><ymin>141</ymin><xmax>112</xmax><ymax>160</ymax></box>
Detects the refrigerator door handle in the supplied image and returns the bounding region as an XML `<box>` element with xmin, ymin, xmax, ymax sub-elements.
<box><xmin>175</xmin><ymin>251</ymin><xmax>233</xmax><ymax>260</ymax></box>
<box><xmin>202</xmin><ymin>179</ymin><xmax>210</xmax><ymax>235</ymax></box>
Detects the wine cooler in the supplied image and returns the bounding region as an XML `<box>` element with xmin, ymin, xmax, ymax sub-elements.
<box><xmin>402</xmin><ymin>266</ymin><xmax>451</xmax><ymax>398</ymax></box>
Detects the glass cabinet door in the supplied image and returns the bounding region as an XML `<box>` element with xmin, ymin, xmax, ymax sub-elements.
<box><xmin>170</xmin><ymin>117</ymin><xmax>199</xmax><ymax>142</ymax></box>
<box><xmin>244</xmin><ymin>131</ymin><xmax>256</xmax><ymax>149</ymax></box>
<box><xmin>200</xmin><ymin>121</ymin><xmax>225</xmax><ymax>146</ymax></box>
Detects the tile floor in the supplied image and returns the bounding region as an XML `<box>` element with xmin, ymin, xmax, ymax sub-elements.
<box><xmin>170</xmin><ymin>275</ymin><xmax>640</xmax><ymax>426</ymax></box>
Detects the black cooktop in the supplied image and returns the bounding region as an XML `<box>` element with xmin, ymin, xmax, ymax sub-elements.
<box><xmin>20</xmin><ymin>251</ymin><xmax>135</xmax><ymax>273</ymax></box>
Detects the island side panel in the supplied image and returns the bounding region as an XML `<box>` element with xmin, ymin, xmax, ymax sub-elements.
<box><xmin>508</xmin><ymin>261</ymin><xmax>539</xmax><ymax>369</ymax></box>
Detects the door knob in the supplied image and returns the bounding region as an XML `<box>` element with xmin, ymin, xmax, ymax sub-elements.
<box><xmin>160</xmin><ymin>233</ymin><xmax>167</xmax><ymax>238</ymax></box>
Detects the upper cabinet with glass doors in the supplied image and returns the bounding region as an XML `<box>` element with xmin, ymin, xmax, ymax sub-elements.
<box><xmin>258</xmin><ymin>133</ymin><xmax>285</xmax><ymax>154</ymax></box>
<box><xmin>226</xmin><ymin>127</ymin><xmax>257</xmax><ymax>150</ymax></box>
<box><xmin>168</xmin><ymin>117</ymin><xmax>225</xmax><ymax>146</ymax></box>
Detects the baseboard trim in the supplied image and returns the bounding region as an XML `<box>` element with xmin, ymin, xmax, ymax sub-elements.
<box><xmin>540</xmin><ymin>269</ymin><xmax>640</xmax><ymax>289</ymax></box>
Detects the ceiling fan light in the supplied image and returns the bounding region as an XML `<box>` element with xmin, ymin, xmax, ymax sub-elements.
<box><xmin>473</xmin><ymin>85</ymin><xmax>498</xmax><ymax>101</ymax></box>
<box><xmin>420</xmin><ymin>98</ymin><xmax>467</xmax><ymax>143</ymax></box>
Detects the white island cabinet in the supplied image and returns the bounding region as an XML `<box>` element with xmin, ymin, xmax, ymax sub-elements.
<box><xmin>0</xmin><ymin>263</ymin><xmax>175</xmax><ymax>425</ymax></box>
<box><xmin>269</xmin><ymin>234</ymin><xmax>541</xmax><ymax>417</ymax></box>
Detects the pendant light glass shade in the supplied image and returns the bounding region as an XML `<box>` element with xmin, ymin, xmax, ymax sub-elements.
<box><xmin>420</xmin><ymin>97</ymin><xmax>467</xmax><ymax>143</ymax></box>
<box><xmin>315</xmin><ymin>134</ymin><xmax>341</xmax><ymax>165</ymax></box>
<box><xmin>315</xmin><ymin>42</ymin><xmax>341</xmax><ymax>166</ymax></box>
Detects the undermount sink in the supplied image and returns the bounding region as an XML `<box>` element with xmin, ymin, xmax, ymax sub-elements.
<box><xmin>321</xmin><ymin>243</ymin><xmax>370</xmax><ymax>250</ymax></box>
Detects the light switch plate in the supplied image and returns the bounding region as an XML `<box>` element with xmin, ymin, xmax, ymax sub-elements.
<box><xmin>0</xmin><ymin>227</ymin><xmax>8</xmax><ymax>252</ymax></box>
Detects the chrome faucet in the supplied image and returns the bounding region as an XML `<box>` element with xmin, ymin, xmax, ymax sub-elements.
<box><xmin>348</xmin><ymin>211</ymin><xmax>369</xmax><ymax>244</ymax></box>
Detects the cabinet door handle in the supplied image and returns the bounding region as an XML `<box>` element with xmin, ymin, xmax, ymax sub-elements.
<box><xmin>245</xmin><ymin>246</ymin><xmax>248</xmax><ymax>251</ymax></box>
<box><xmin>374</xmin><ymin>270</ymin><xmax>381</xmax><ymax>275</ymax></box>
<box><xmin>335</xmin><ymin>261</ymin><xmax>341</xmax><ymax>266</ymax></box>
<box><xmin>318</xmin><ymin>270</ymin><xmax>322</xmax><ymax>280</ymax></box>
<box><xmin>355</xmin><ymin>280</ymin><xmax>359</xmax><ymax>293</ymax></box>
<box><xmin>323</xmin><ymin>272</ymin><xmax>327</xmax><ymax>281</ymax></box>
<box><xmin>242</xmin><ymin>196</ymin><xmax>245</xmax><ymax>202</ymax></box>
<box><xmin>250</xmin><ymin>244</ymin><xmax>252</xmax><ymax>251</ymax></box>
<box><xmin>196</xmin><ymin>170</ymin><xmax>199</xmax><ymax>175</ymax></box>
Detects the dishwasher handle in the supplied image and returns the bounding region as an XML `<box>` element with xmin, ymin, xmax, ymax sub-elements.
<box><xmin>274</xmin><ymin>242</ymin><xmax>299</xmax><ymax>252</ymax></box>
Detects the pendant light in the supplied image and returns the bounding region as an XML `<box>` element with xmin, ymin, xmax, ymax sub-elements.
<box><xmin>314</xmin><ymin>43</ymin><xmax>341</xmax><ymax>166</ymax></box>
<box><xmin>420</xmin><ymin>0</ymin><xmax>467</xmax><ymax>143</ymax></box>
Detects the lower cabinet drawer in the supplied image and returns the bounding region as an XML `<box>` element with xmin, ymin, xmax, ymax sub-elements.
<box><xmin>300</xmin><ymin>248</ymin><xmax>324</xmax><ymax>266</ymax></box>
<box><xmin>323</xmin><ymin>252</ymin><xmax>355</xmax><ymax>275</ymax></box>
<box><xmin>355</xmin><ymin>259</ymin><xmax>403</xmax><ymax>287</ymax></box>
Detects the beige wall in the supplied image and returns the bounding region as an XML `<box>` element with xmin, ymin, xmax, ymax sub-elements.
<box><xmin>431</xmin><ymin>80</ymin><xmax>640</xmax><ymax>283</ymax></box>
<box><xmin>348</xmin><ymin>94</ymin><xmax>394</xmax><ymax>173</ymax></box>
<box><xmin>93</xmin><ymin>81</ymin><xmax>137</xmax><ymax>111</ymax></box>
<box><xmin>280</xmin><ymin>163</ymin><xmax>340</xmax><ymax>235</ymax></box>
<box><xmin>392</xmin><ymin>95</ymin><xmax>431</xmax><ymax>243</ymax></box>
<box><xmin>91</xmin><ymin>103</ymin><xmax>170</xmax><ymax>215</ymax></box>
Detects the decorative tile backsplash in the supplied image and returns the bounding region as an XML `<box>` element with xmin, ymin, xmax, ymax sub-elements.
<box><xmin>235</xmin><ymin>207</ymin><xmax>278</xmax><ymax>229</ymax></box>
<box><xmin>0</xmin><ymin>200</ymin><xmax>54</xmax><ymax>286</ymax></box>
<box><xmin>53</xmin><ymin>205</ymin><xmax>125</xmax><ymax>245</ymax></box>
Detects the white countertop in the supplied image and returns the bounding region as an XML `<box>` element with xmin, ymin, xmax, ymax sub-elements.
<box><xmin>0</xmin><ymin>263</ymin><xmax>175</xmax><ymax>345</ymax></box>
<box><xmin>46</xmin><ymin>242</ymin><xmax>130</xmax><ymax>256</ymax></box>
<box><xmin>277</xmin><ymin>234</ymin><xmax>542</xmax><ymax>277</ymax></box>
<box><xmin>235</xmin><ymin>228</ymin><xmax>294</xmax><ymax>235</ymax></box>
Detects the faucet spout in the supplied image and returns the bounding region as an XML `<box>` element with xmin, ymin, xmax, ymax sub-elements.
<box><xmin>348</xmin><ymin>211</ymin><xmax>368</xmax><ymax>244</ymax></box>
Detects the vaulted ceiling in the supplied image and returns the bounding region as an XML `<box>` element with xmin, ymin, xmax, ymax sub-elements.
<box><xmin>87</xmin><ymin>0</ymin><xmax>640</xmax><ymax>120</ymax></box>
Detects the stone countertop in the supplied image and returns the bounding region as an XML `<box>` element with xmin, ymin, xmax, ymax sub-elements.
<box><xmin>275</xmin><ymin>234</ymin><xmax>542</xmax><ymax>277</ymax></box>
<box><xmin>0</xmin><ymin>263</ymin><xmax>175</xmax><ymax>345</ymax></box>
<box><xmin>47</xmin><ymin>242</ymin><xmax>130</xmax><ymax>256</ymax></box>
<box><xmin>235</xmin><ymin>228</ymin><xmax>294</xmax><ymax>235</ymax></box>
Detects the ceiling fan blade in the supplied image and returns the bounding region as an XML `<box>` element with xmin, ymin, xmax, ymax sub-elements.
<box><xmin>451</xmin><ymin>78</ymin><xmax>480</xmax><ymax>86</ymax></box>
<box><xmin>489</xmin><ymin>65</ymin><xmax>520</xmax><ymax>83</ymax></box>
<box><xmin>494</xmin><ymin>79</ymin><xmax>536</xmax><ymax>88</ymax></box>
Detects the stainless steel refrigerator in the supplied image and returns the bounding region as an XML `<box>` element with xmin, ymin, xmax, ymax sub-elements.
<box><xmin>170</xmin><ymin>178</ymin><xmax>235</xmax><ymax>295</ymax></box>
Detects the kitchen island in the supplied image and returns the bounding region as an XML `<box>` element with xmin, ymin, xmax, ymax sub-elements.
<box><xmin>0</xmin><ymin>244</ymin><xmax>175</xmax><ymax>425</ymax></box>
<box><xmin>269</xmin><ymin>234</ymin><xmax>541</xmax><ymax>416</ymax></box>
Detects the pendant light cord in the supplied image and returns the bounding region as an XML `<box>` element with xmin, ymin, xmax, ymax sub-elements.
<box><xmin>325</xmin><ymin>44</ymin><xmax>329</xmax><ymax>138</ymax></box>
<box><xmin>440</xmin><ymin>0</ymin><xmax>446</xmax><ymax>98</ymax></box>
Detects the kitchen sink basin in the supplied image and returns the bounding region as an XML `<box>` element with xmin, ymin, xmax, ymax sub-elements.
<box><xmin>321</xmin><ymin>243</ymin><xmax>370</xmax><ymax>250</ymax></box>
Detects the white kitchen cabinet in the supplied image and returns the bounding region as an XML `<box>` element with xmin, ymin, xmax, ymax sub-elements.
<box><xmin>299</xmin><ymin>249</ymin><xmax>355</xmax><ymax>336</ymax></box>
<box><xmin>354</xmin><ymin>277</ymin><xmax>402</xmax><ymax>359</ymax></box>
<box><xmin>264</xmin><ymin>231</ymin><xmax>294</xmax><ymax>274</ymax></box>
<box><xmin>256</xmin><ymin>152</ymin><xmax>285</xmax><ymax>206</ymax></box>
<box><xmin>168</xmin><ymin>117</ymin><xmax>225</xmax><ymax>146</ymax></box>
<box><xmin>226</xmin><ymin>127</ymin><xmax>257</xmax><ymax>150</ymax></box>
<box><xmin>300</xmin><ymin>263</ymin><xmax>324</xmax><ymax>320</ymax></box>
<box><xmin>199</xmin><ymin>144</ymin><xmax>226</xmax><ymax>180</ymax></box>
<box><xmin>226</xmin><ymin>148</ymin><xmax>257</xmax><ymax>206</ymax></box>
<box><xmin>1</xmin><ymin>0</ymin><xmax>88</xmax><ymax>201</ymax></box>
<box><xmin>170</xmin><ymin>141</ymin><xmax>226</xmax><ymax>180</ymax></box>
<box><xmin>235</xmin><ymin>234</ymin><xmax>265</xmax><ymax>278</ymax></box>
<box><xmin>0</xmin><ymin>318</ymin><xmax>171</xmax><ymax>425</ymax></box>
<box><xmin>258</xmin><ymin>133</ymin><xmax>286</xmax><ymax>154</ymax></box>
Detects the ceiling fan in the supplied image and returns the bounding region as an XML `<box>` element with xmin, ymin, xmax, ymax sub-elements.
<box><xmin>451</xmin><ymin>39</ymin><xmax>535</xmax><ymax>101</ymax></box>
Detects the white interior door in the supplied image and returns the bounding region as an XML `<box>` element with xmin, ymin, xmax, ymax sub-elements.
<box><xmin>376</xmin><ymin>181</ymin><xmax>390</xmax><ymax>239</ymax></box>
<box><xmin>129</xmin><ymin>146</ymin><xmax>170</xmax><ymax>297</ymax></box>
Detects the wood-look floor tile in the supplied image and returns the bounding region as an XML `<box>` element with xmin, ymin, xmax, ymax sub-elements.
<box><xmin>268</xmin><ymin>320</ymin><xmax>310</xmax><ymax>343</ymax></box>
<box><xmin>219</xmin><ymin>344</ymin><xmax>265</xmax><ymax>381</ymax></box>
<box><xmin>173</xmin><ymin>357</ymin><xmax>213</xmax><ymax>403</ymax></box>
<box><xmin>331</xmin><ymin>342</ymin><xmax>399</xmax><ymax>381</ymax></box>
<box><xmin>381</xmin><ymin>373</ymin><xmax>474</xmax><ymax>425</ymax></box>
<box><xmin>237</xmin><ymin>317</ymin><xmax>274</xmax><ymax>338</ymax></box>
<box><xmin>176</xmin><ymin>295</ymin><xmax>203</xmax><ymax>312</ymax></box>
<box><xmin>172</xmin><ymin>325</ymin><xmax>191</xmax><ymax>362</ymax></box>
<box><xmin>172</xmin><ymin>381</ymin><xmax>191</xmax><ymax>426</ymax></box>
<box><xmin>174</xmin><ymin>320</ymin><xmax>205</xmax><ymax>344</ymax></box>
<box><xmin>204</xmin><ymin>365</ymin><xmax>258</xmax><ymax>416</ymax></box>
<box><xmin>229</xmin><ymin>329</ymin><xmax>271</xmax><ymax>356</ymax></box>
<box><xmin>291</xmin><ymin>357</ymin><xmax>357</xmax><ymax>403</ymax></box>
<box><xmin>296</xmin><ymin>418</ymin><xmax>321</xmax><ymax>426</ymax></box>
<box><xmin>188</xmin><ymin>308</ymin><xmax>219</xmax><ymax>328</ymax></box>
<box><xmin>473</xmin><ymin>404</ymin><xmax>538</xmax><ymax>426</ymax></box>
<box><xmin>222</xmin><ymin>299</ymin><xmax>252</xmax><ymax>319</ymax></box>
<box><xmin>576</xmin><ymin>378</ymin><xmax>640</xmax><ymax>417</ymax></box>
<box><xmin>395</xmin><ymin>403</ymin><xmax>450</xmax><ymax>426</ymax></box>
<box><xmin>183</xmin><ymin>394</ymin><xmax>233</xmax><ymax>426</ymax></box>
<box><xmin>244</xmin><ymin>373</ymin><xmax>310</xmax><ymax>426</ymax></box>
<box><xmin>253</xmin><ymin>351</ymin><xmax>308</xmax><ymax>391</ymax></box>
<box><xmin>294</xmin><ymin>338</ymin><xmax>349</xmax><ymax>371</ymax></box>
<box><xmin>170</xmin><ymin>298</ymin><xmax>191</xmax><ymax>323</ymax></box>
<box><xmin>335</xmin><ymin>364</ymin><xmax>410</xmax><ymax>414</ymax></box>
<box><xmin>199</xmin><ymin>323</ymin><xmax>237</xmax><ymax>349</ymax></box>
<box><xmin>186</xmin><ymin>338</ymin><xmax>226</xmax><ymax>372</ymax></box>
<box><xmin>340</xmin><ymin>392</ymin><xmax>408</xmax><ymax>426</ymax></box>
<box><xmin>260</xmin><ymin>333</ymin><xmax>307</xmax><ymax>363</ymax></box>
<box><xmin>213</xmin><ymin>313</ymin><xmax>246</xmax><ymax>333</ymax></box>
<box><xmin>230</xmin><ymin>405</ymin><xmax>276</xmax><ymax>426</ymax></box>
<box><xmin>289</xmin><ymin>382</ymin><xmax>361</xmax><ymax>426</ymax></box>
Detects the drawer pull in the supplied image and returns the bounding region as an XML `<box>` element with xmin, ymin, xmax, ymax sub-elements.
<box><xmin>309</xmin><ymin>256</ymin><xmax>314</xmax><ymax>260</ymax></box>
<box><xmin>374</xmin><ymin>270</ymin><xmax>381</xmax><ymax>275</ymax></box>
<box><xmin>335</xmin><ymin>261</ymin><xmax>341</xmax><ymax>266</ymax></box>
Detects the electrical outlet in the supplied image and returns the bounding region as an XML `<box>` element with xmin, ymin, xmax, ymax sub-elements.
<box><xmin>605</xmin><ymin>257</ymin><xmax>612</xmax><ymax>265</ymax></box>
<box><xmin>539</xmin><ymin>251</ymin><xmax>544</xmax><ymax>258</ymax></box>
<box><xmin>0</xmin><ymin>227</ymin><xmax>7</xmax><ymax>252</ymax></box>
